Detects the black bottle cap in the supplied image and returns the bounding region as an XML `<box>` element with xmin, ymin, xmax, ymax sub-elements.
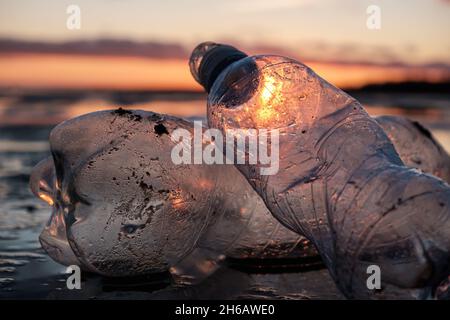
<box><xmin>195</xmin><ymin>44</ymin><xmax>248</xmax><ymax>92</ymax></box>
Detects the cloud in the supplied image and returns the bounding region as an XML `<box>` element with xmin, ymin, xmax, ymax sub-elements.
<box><xmin>0</xmin><ymin>38</ymin><xmax>188</xmax><ymax>59</ymax></box>
<box><xmin>241</xmin><ymin>41</ymin><xmax>450</xmax><ymax>70</ymax></box>
<box><xmin>1</xmin><ymin>38</ymin><xmax>449</xmax><ymax>72</ymax></box>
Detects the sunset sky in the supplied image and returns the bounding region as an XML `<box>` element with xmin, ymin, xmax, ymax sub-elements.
<box><xmin>0</xmin><ymin>0</ymin><xmax>449</xmax><ymax>90</ymax></box>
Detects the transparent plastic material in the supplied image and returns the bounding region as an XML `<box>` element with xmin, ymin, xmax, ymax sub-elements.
<box><xmin>30</xmin><ymin>110</ymin><xmax>316</xmax><ymax>279</ymax></box>
<box><xmin>189</xmin><ymin>41</ymin><xmax>220</xmax><ymax>85</ymax></box>
<box><xmin>376</xmin><ymin>115</ymin><xmax>450</xmax><ymax>182</ymax></box>
<box><xmin>192</xmin><ymin>42</ymin><xmax>450</xmax><ymax>299</ymax></box>
<box><xmin>30</xmin><ymin>158</ymin><xmax>82</xmax><ymax>268</ymax></box>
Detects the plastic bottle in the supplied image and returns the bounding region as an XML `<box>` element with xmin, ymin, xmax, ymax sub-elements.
<box><xmin>190</xmin><ymin>42</ymin><xmax>450</xmax><ymax>299</ymax></box>
<box><xmin>30</xmin><ymin>110</ymin><xmax>316</xmax><ymax>279</ymax></box>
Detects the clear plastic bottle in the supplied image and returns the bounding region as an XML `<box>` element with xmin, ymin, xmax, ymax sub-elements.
<box><xmin>30</xmin><ymin>110</ymin><xmax>316</xmax><ymax>280</ymax></box>
<box><xmin>190</xmin><ymin>42</ymin><xmax>450</xmax><ymax>299</ymax></box>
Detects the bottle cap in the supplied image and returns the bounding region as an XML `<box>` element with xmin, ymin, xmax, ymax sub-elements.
<box><xmin>190</xmin><ymin>42</ymin><xmax>248</xmax><ymax>92</ymax></box>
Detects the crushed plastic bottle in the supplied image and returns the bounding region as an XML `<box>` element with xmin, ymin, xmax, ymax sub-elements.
<box><xmin>30</xmin><ymin>109</ymin><xmax>317</xmax><ymax>279</ymax></box>
<box><xmin>376</xmin><ymin>115</ymin><xmax>450</xmax><ymax>182</ymax></box>
<box><xmin>190</xmin><ymin>42</ymin><xmax>450</xmax><ymax>299</ymax></box>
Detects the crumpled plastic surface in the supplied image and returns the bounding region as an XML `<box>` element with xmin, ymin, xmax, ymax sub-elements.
<box><xmin>30</xmin><ymin>109</ymin><xmax>316</xmax><ymax>279</ymax></box>
<box><xmin>204</xmin><ymin>53</ymin><xmax>450</xmax><ymax>299</ymax></box>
